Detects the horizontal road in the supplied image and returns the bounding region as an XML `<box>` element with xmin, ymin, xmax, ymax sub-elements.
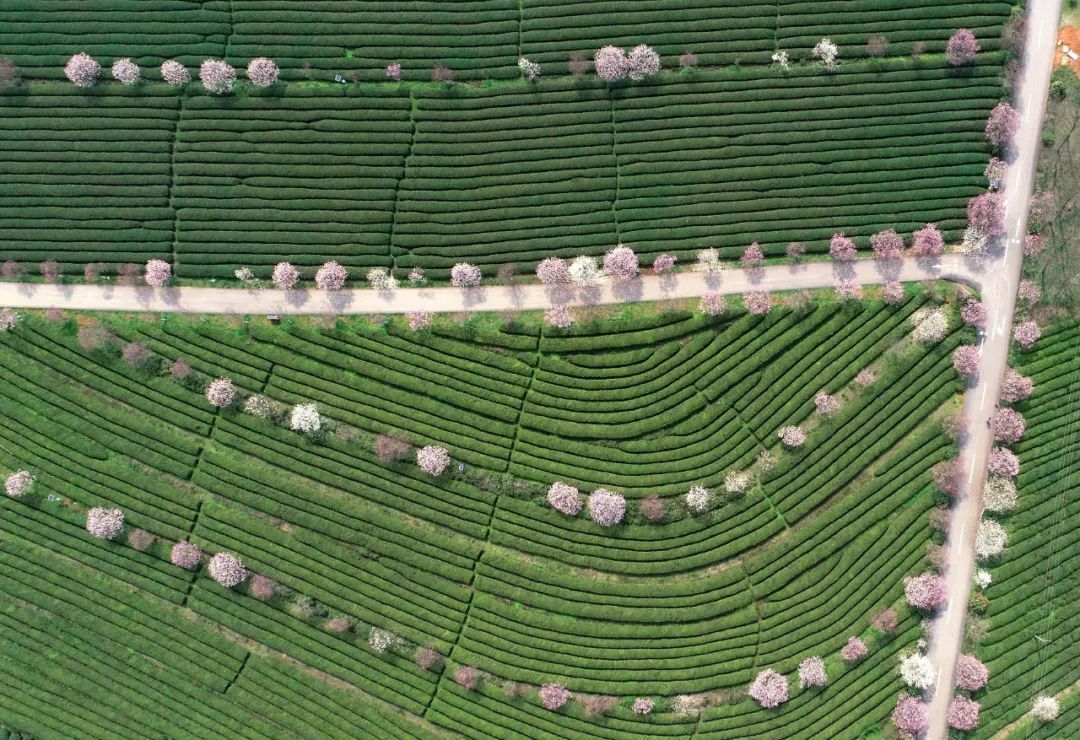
<box><xmin>0</xmin><ymin>254</ymin><xmax>983</xmax><ymax>315</ymax></box>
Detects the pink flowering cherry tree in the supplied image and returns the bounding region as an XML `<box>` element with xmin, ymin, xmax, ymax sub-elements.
<box><xmin>988</xmin><ymin>447</ymin><xmax>1020</xmax><ymax>478</ymax></box>
<box><xmin>547</xmin><ymin>482</ymin><xmax>583</xmax><ymax>516</ymax></box>
<box><xmin>905</xmin><ymin>571</ymin><xmax>947</xmax><ymax>610</ymax></box>
<box><xmin>206</xmin><ymin>377</ymin><xmax>236</xmax><ymax>408</ymax></box>
<box><xmin>1013</xmin><ymin>320</ymin><xmax>1041</xmax><ymax>349</ymax></box>
<box><xmin>992</xmin><ymin>408</ymin><xmax>1026</xmax><ymax>443</ymax></box>
<box><xmin>603</xmin><ymin>245</ymin><xmax>639</xmax><ymax>281</ymax></box>
<box><xmin>208</xmin><ymin>552</ymin><xmax>248</xmax><ymax>588</ymax></box>
<box><xmin>1001</xmin><ymin>368</ymin><xmax>1033</xmax><ymax>402</ymax></box>
<box><xmin>892</xmin><ymin>696</ymin><xmax>929</xmax><ymax>734</ymax></box>
<box><xmin>986</xmin><ymin>102</ymin><xmax>1020</xmax><ymax>150</ymax></box>
<box><xmin>947</xmin><ymin>29</ymin><xmax>981</xmax><ymax>66</ymax></box>
<box><xmin>870</xmin><ymin>229</ymin><xmax>904</xmax><ymax>260</ymax></box>
<box><xmin>170</xmin><ymin>540</ymin><xmax>202</xmax><ymax>570</ymax></box>
<box><xmin>540</xmin><ymin>683</ymin><xmax>571</xmax><ymax>711</ymax></box>
<box><xmin>65</xmin><ymin>53</ymin><xmax>101</xmax><ymax>87</ymax></box>
<box><xmin>748</xmin><ymin>669</ymin><xmax>789</xmax><ymax>708</ymax></box>
<box><xmin>145</xmin><ymin>259</ymin><xmax>172</xmax><ymax>287</ymax></box>
<box><xmin>315</xmin><ymin>261</ymin><xmax>348</xmax><ymax>290</ymax></box>
<box><xmin>272</xmin><ymin>261</ymin><xmax>300</xmax><ymax>289</ymax></box>
<box><xmin>588</xmin><ymin>489</ymin><xmax>626</xmax><ymax>527</ymax></box>
<box><xmin>954</xmin><ymin>654</ymin><xmax>989</xmax><ymax>691</ymax></box>
<box><xmin>829</xmin><ymin>233</ymin><xmax>857</xmax><ymax>261</ymax></box>
<box><xmin>952</xmin><ymin>345</ymin><xmax>981</xmax><ymax>379</ymax></box>
<box><xmin>840</xmin><ymin>637</ymin><xmax>868</xmax><ymax>662</ymax></box>
<box><xmin>246</xmin><ymin>58</ymin><xmax>279</xmax><ymax>86</ymax></box>
<box><xmin>912</xmin><ymin>224</ymin><xmax>944</xmax><ymax>256</ymax></box>
<box><xmin>451</xmin><ymin>263</ymin><xmax>482</xmax><ymax>288</ymax></box>
<box><xmin>416</xmin><ymin>445</ymin><xmax>450</xmax><ymax>476</ymax></box>
<box><xmin>947</xmin><ymin>696</ymin><xmax>980</xmax><ymax>731</ymax></box>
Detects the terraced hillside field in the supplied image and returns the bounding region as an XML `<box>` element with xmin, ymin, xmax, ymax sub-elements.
<box><xmin>0</xmin><ymin>293</ymin><xmax>970</xmax><ymax>738</ymax></box>
<box><xmin>0</xmin><ymin>0</ymin><xmax>1013</xmax><ymax>82</ymax></box>
<box><xmin>0</xmin><ymin>57</ymin><xmax>1006</xmax><ymax>280</ymax></box>
<box><xmin>974</xmin><ymin>320</ymin><xmax>1080</xmax><ymax>737</ymax></box>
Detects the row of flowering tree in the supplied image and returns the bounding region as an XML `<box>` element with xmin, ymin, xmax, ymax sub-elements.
<box><xmin>65</xmin><ymin>53</ymin><xmax>278</xmax><ymax>92</ymax></box>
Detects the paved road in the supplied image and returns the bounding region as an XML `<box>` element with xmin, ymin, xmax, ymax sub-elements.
<box><xmin>0</xmin><ymin>255</ymin><xmax>980</xmax><ymax>315</ymax></box>
<box><xmin>924</xmin><ymin>1</ymin><xmax>1062</xmax><ymax>737</ymax></box>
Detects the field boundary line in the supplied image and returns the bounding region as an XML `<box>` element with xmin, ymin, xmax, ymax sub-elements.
<box><xmin>388</xmin><ymin>92</ymin><xmax>418</xmax><ymax>274</ymax></box>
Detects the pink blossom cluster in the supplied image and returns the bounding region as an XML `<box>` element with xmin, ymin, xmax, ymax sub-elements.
<box><xmin>968</xmin><ymin>192</ymin><xmax>1006</xmax><ymax>237</ymax></box>
<box><xmin>1013</xmin><ymin>320</ymin><xmax>1041</xmax><ymax>349</ymax></box>
<box><xmin>1030</xmin><ymin>190</ymin><xmax>1055</xmax><ymax>227</ymax></box>
<box><xmin>416</xmin><ymin>445</ymin><xmax>450</xmax><ymax>476</ymax></box>
<box><xmin>206</xmin><ymin>377</ymin><xmax>236</xmax><ymax>408</ymax></box>
<box><xmin>535</xmin><ymin>257</ymin><xmax>570</xmax><ymax>285</ymax></box>
<box><xmin>272</xmin><ymin>261</ymin><xmax>299</xmax><ymax>289</ymax></box>
<box><xmin>386</xmin><ymin>63</ymin><xmax>402</xmax><ymax>80</ymax></box>
<box><xmin>912</xmin><ymin>224</ymin><xmax>944</xmax><ymax>256</ymax></box>
<box><xmin>872</xmin><ymin>608</ymin><xmax>898</xmax><ymax>633</ymax></box>
<box><xmin>1017</xmin><ymin>280</ymin><xmax>1041</xmax><ymax>304</ymax></box>
<box><xmin>699</xmin><ymin>291</ymin><xmax>726</xmax><ymax>316</ymax></box>
<box><xmin>961</xmin><ymin>300</ymin><xmax>988</xmax><ymax>327</ymax></box>
<box><xmin>545</xmin><ymin>305</ymin><xmax>574</xmax><ymax>329</ymax></box>
<box><xmin>986</xmin><ymin>103</ymin><xmax>1020</xmax><ymax>149</ymax></box>
<box><xmin>829</xmin><ymin>233</ymin><xmax>857</xmax><ymax>261</ymax></box>
<box><xmin>744</xmin><ymin>290</ymin><xmax>772</xmax><ymax>315</ymax></box>
<box><xmin>947</xmin><ymin>29</ymin><xmax>981</xmax><ymax>66</ymax></box>
<box><xmin>453</xmin><ymin>666</ymin><xmax>479</xmax><ymax>689</ymax></box>
<box><xmin>315</xmin><ymin>261</ymin><xmax>347</xmax><ymax>290</ymax></box>
<box><xmin>835</xmin><ymin>279</ymin><xmax>862</xmax><ymax>301</ymax></box>
<box><xmin>246</xmin><ymin>58</ymin><xmax>279</xmax><ymax>86</ymax></box>
<box><xmin>786</xmin><ymin>242</ymin><xmax>806</xmax><ymax>261</ymax></box>
<box><xmin>854</xmin><ymin>368</ymin><xmax>876</xmax><ymax>386</ymax></box>
<box><xmin>408</xmin><ymin>267</ymin><xmax>426</xmax><ymax>284</ymax></box>
<box><xmin>1023</xmin><ymin>234</ymin><xmax>1045</xmax><ymax>257</ymax></box>
<box><xmin>451</xmin><ymin>263</ymin><xmax>482</xmax><ymax>288</ymax></box>
<box><xmin>170</xmin><ymin>540</ymin><xmax>202</xmax><ymax>570</ymax></box>
<box><xmin>407</xmin><ymin>311</ymin><xmax>431</xmax><ymax>331</ymax></box>
<box><xmin>603</xmin><ymin>245</ymin><xmax>639</xmax><ymax>280</ymax></box>
<box><xmin>594</xmin><ymin>46</ymin><xmax>628</xmax><ymax>81</ymax></box>
<box><xmin>652</xmin><ymin>254</ymin><xmax>677</xmax><ymax>273</ymax></box>
<box><xmin>588</xmin><ymin>489</ymin><xmax>626</xmax><ymax>527</ymax></box>
<box><xmin>947</xmin><ymin>696</ymin><xmax>981</xmax><ymax>730</ymax></box>
<box><xmin>208</xmin><ymin>552</ymin><xmax>247</xmax><ymax>587</ymax></box>
<box><xmin>0</xmin><ymin>308</ymin><xmax>20</xmax><ymax>332</ymax></box>
<box><xmin>540</xmin><ymin>683</ymin><xmax>571</xmax><ymax>710</ymax></box>
<box><xmin>992</xmin><ymin>408</ymin><xmax>1026</xmax><ymax>443</ymax></box>
<box><xmin>840</xmin><ymin>636</ymin><xmax>868</xmax><ymax>662</ymax></box>
<box><xmin>892</xmin><ymin>696</ymin><xmax>929</xmax><ymax>734</ymax></box>
<box><xmin>627</xmin><ymin>45</ymin><xmax>662</xmax><ymax>81</ymax></box>
<box><xmin>86</xmin><ymin>507</ymin><xmax>124</xmax><ymax>540</ymax></box>
<box><xmin>988</xmin><ymin>447</ymin><xmax>1020</xmax><ymax>478</ymax></box>
<box><xmin>145</xmin><ymin>259</ymin><xmax>172</xmax><ymax>287</ymax></box>
<box><xmin>882</xmin><ymin>281</ymin><xmax>904</xmax><ymax>304</ymax></box>
<box><xmin>952</xmin><ymin>345</ymin><xmax>980</xmax><ymax>379</ymax></box>
<box><xmin>161</xmin><ymin>60</ymin><xmax>190</xmax><ymax>85</ymax></box>
<box><xmin>905</xmin><ymin>571</ymin><xmax>947</xmax><ymax>610</ymax></box>
<box><xmin>984</xmin><ymin>157</ymin><xmax>1006</xmax><ymax>190</ymax></box>
<box><xmin>1001</xmin><ymin>368</ymin><xmax>1033</xmax><ymax>402</ymax></box>
<box><xmin>65</xmin><ymin>53</ymin><xmax>101</xmax><ymax>87</ymax></box>
<box><xmin>871</xmin><ymin>229</ymin><xmax>904</xmax><ymax>260</ymax></box>
<box><xmin>932</xmin><ymin>457</ymin><xmax>963</xmax><ymax>497</ymax></box>
<box><xmin>112</xmin><ymin>58</ymin><xmax>140</xmax><ymax>85</ymax></box>
<box><xmin>200</xmin><ymin>59</ymin><xmax>236</xmax><ymax>94</ymax></box>
<box><xmin>748</xmin><ymin>669</ymin><xmax>789</xmax><ymax>708</ymax></box>
<box><xmin>777</xmin><ymin>425</ymin><xmax>806</xmax><ymax>447</ymax></box>
<box><xmin>632</xmin><ymin>697</ymin><xmax>654</xmax><ymax>714</ymax></box>
<box><xmin>5</xmin><ymin>470</ymin><xmax>34</xmax><ymax>498</ymax></box>
<box><xmin>814</xmin><ymin>393</ymin><xmax>839</xmax><ymax>415</ymax></box>
<box><xmin>741</xmin><ymin>242</ymin><xmax>764</xmax><ymax>268</ymax></box>
<box><xmin>798</xmin><ymin>657</ymin><xmax>827</xmax><ymax>688</ymax></box>
<box><xmin>547</xmin><ymin>482</ymin><xmax>583</xmax><ymax>516</ymax></box>
<box><xmin>954</xmin><ymin>654</ymin><xmax>989</xmax><ymax>691</ymax></box>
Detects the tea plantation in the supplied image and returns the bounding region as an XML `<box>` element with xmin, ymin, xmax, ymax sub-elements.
<box><xmin>974</xmin><ymin>320</ymin><xmax>1079</xmax><ymax>738</ymax></box>
<box><xmin>0</xmin><ymin>294</ymin><xmax>969</xmax><ymax>738</ymax></box>
<box><xmin>0</xmin><ymin>2</ymin><xmax>1014</xmax><ymax>279</ymax></box>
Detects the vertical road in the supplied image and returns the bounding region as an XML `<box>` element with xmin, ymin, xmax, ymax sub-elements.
<box><xmin>924</xmin><ymin>1</ymin><xmax>1062</xmax><ymax>737</ymax></box>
